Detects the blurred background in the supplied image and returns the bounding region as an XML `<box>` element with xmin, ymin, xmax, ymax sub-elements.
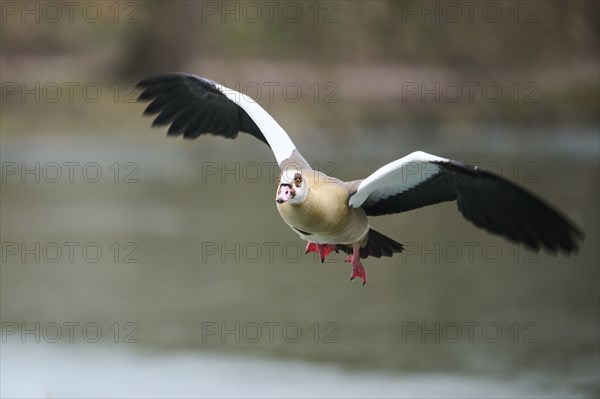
<box><xmin>1</xmin><ymin>1</ymin><xmax>598</xmax><ymax>397</ymax></box>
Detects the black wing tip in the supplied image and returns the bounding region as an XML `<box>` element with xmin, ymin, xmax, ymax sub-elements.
<box><xmin>476</xmin><ymin>213</ymin><xmax>584</xmax><ymax>258</ymax></box>
<box><xmin>439</xmin><ymin>159</ymin><xmax>586</xmax><ymax>257</ymax></box>
<box><xmin>513</xmin><ymin>237</ymin><xmax>582</xmax><ymax>258</ymax></box>
<box><xmin>137</xmin><ymin>73</ymin><xmax>181</xmax><ymax>90</ymax></box>
<box><xmin>136</xmin><ymin>72</ymin><xmax>269</xmax><ymax>146</ymax></box>
<box><xmin>136</xmin><ymin>73</ymin><xmax>221</xmax><ymax>106</ymax></box>
<box><xmin>555</xmin><ymin>227</ymin><xmax>585</xmax><ymax>256</ymax></box>
<box><xmin>136</xmin><ymin>72</ymin><xmax>213</xmax><ymax>88</ymax></box>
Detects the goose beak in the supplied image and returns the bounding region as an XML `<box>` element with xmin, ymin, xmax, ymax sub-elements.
<box><xmin>276</xmin><ymin>184</ymin><xmax>294</xmax><ymax>204</ymax></box>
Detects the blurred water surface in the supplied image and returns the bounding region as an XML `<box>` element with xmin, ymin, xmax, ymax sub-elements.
<box><xmin>1</xmin><ymin>128</ymin><xmax>598</xmax><ymax>397</ymax></box>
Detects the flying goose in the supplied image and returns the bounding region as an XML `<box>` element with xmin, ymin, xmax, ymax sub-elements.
<box><xmin>137</xmin><ymin>73</ymin><xmax>583</xmax><ymax>285</ymax></box>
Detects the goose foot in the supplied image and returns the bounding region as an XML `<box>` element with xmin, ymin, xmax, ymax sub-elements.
<box><xmin>344</xmin><ymin>243</ymin><xmax>367</xmax><ymax>285</ymax></box>
<box><xmin>305</xmin><ymin>242</ymin><xmax>338</xmax><ymax>263</ymax></box>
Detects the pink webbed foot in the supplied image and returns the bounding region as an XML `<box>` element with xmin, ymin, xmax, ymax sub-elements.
<box><xmin>344</xmin><ymin>243</ymin><xmax>367</xmax><ymax>285</ymax></box>
<box><xmin>305</xmin><ymin>242</ymin><xmax>318</xmax><ymax>254</ymax></box>
<box><xmin>305</xmin><ymin>242</ymin><xmax>338</xmax><ymax>263</ymax></box>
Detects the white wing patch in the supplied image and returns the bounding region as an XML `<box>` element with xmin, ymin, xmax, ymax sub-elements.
<box><xmin>216</xmin><ymin>83</ymin><xmax>296</xmax><ymax>165</ymax></box>
<box><xmin>349</xmin><ymin>151</ymin><xmax>449</xmax><ymax>208</ymax></box>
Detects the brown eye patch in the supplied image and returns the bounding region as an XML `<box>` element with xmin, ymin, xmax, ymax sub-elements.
<box><xmin>294</xmin><ymin>173</ymin><xmax>302</xmax><ymax>187</ymax></box>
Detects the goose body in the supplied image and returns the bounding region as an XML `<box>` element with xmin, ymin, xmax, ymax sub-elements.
<box><xmin>276</xmin><ymin>170</ymin><xmax>370</xmax><ymax>244</ymax></box>
<box><xmin>137</xmin><ymin>73</ymin><xmax>583</xmax><ymax>285</ymax></box>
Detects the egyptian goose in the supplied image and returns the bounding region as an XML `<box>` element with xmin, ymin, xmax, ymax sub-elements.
<box><xmin>137</xmin><ymin>73</ymin><xmax>583</xmax><ymax>285</ymax></box>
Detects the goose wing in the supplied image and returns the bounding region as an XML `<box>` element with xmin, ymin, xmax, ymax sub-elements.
<box><xmin>349</xmin><ymin>151</ymin><xmax>583</xmax><ymax>254</ymax></box>
<box><xmin>137</xmin><ymin>73</ymin><xmax>309</xmax><ymax>169</ymax></box>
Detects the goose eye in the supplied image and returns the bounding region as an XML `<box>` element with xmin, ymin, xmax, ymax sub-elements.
<box><xmin>294</xmin><ymin>173</ymin><xmax>302</xmax><ymax>187</ymax></box>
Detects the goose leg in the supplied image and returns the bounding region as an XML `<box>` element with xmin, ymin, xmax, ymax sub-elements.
<box><xmin>344</xmin><ymin>243</ymin><xmax>367</xmax><ymax>285</ymax></box>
